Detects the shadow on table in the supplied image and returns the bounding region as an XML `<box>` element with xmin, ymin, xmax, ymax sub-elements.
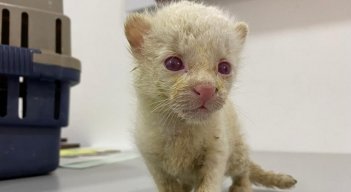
<box><xmin>0</xmin><ymin>173</ymin><xmax>59</xmax><ymax>192</ymax></box>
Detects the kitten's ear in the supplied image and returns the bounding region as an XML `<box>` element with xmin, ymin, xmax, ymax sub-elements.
<box><xmin>124</xmin><ymin>13</ymin><xmax>151</xmax><ymax>53</ymax></box>
<box><xmin>234</xmin><ymin>22</ymin><xmax>249</xmax><ymax>45</ymax></box>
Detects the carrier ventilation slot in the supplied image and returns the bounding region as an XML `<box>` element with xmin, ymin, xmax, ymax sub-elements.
<box><xmin>1</xmin><ymin>9</ymin><xmax>10</xmax><ymax>44</ymax></box>
<box><xmin>0</xmin><ymin>75</ymin><xmax>7</xmax><ymax>117</ymax></box>
<box><xmin>21</xmin><ymin>12</ymin><xmax>29</xmax><ymax>47</ymax></box>
<box><xmin>55</xmin><ymin>18</ymin><xmax>62</xmax><ymax>54</ymax></box>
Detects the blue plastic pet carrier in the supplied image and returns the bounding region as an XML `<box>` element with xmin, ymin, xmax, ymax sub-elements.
<box><xmin>0</xmin><ymin>0</ymin><xmax>80</xmax><ymax>179</ymax></box>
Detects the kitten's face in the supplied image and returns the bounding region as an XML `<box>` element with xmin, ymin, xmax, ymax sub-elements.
<box><xmin>125</xmin><ymin>2</ymin><xmax>247</xmax><ymax>124</ymax></box>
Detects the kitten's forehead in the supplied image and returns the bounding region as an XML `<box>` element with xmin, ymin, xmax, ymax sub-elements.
<box><xmin>154</xmin><ymin>2</ymin><xmax>234</xmax><ymax>35</ymax></box>
<box><xmin>151</xmin><ymin>2</ymin><xmax>237</xmax><ymax>61</ymax></box>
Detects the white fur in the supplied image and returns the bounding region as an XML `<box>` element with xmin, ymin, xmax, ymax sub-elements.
<box><xmin>124</xmin><ymin>1</ymin><xmax>297</xmax><ymax>192</ymax></box>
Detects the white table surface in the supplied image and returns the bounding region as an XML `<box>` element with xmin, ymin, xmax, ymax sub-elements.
<box><xmin>0</xmin><ymin>151</ymin><xmax>350</xmax><ymax>192</ymax></box>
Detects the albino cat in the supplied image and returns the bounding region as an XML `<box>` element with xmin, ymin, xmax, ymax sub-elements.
<box><xmin>124</xmin><ymin>1</ymin><xmax>297</xmax><ymax>192</ymax></box>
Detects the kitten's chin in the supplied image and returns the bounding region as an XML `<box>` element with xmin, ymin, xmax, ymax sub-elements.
<box><xmin>178</xmin><ymin>107</ymin><xmax>215</xmax><ymax>124</ymax></box>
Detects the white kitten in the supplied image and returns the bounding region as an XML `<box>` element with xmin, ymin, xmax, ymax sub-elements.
<box><xmin>124</xmin><ymin>1</ymin><xmax>297</xmax><ymax>192</ymax></box>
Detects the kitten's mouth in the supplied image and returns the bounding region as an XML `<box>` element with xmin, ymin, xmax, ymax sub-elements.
<box><xmin>199</xmin><ymin>105</ymin><xmax>207</xmax><ymax>110</ymax></box>
<box><xmin>182</xmin><ymin>105</ymin><xmax>211</xmax><ymax>115</ymax></box>
<box><xmin>178</xmin><ymin>105</ymin><xmax>212</xmax><ymax>122</ymax></box>
<box><xmin>194</xmin><ymin>106</ymin><xmax>209</xmax><ymax>113</ymax></box>
<box><xmin>172</xmin><ymin>95</ymin><xmax>225</xmax><ymax>121</ymax></box>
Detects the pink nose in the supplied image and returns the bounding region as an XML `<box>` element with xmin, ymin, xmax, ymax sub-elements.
<box><xmin>193</xmin><ymin>84</ymin><xmax>216</xmax><ymax>104</ymax></box>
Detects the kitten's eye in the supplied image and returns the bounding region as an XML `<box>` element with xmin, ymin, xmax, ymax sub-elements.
<box><xmin>218</xmin><ymin>61</ymin><xmax>231</xmax><ymax>75</ymax></box>
<box><xmin>164</xmin><ymin>56</ymin><xmax>184</xmax><ymax>71</ymax></box>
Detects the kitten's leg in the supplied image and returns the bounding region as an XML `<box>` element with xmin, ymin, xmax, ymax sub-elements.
<box><xmin>145</xmin><ymin>161</ymin><xmax>184</xmax><ymax>192</ymax></box>
<box><xmin>195</xmin><ymin>153</ymin><xmax>227</xmax><ymax>192</ymax></box>
<box><xmin>228</xmin><ymin>174</ymin><xmax>252</xmax><ymax>192</ymax></box>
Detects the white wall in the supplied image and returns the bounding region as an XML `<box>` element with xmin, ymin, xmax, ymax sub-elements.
<box><xmin>125</xmin><ymin>0</ymin><xmax>155</xmax><ymax>12</ymax></box>
<box><xmin>63</xmin><ymin>0</ymin><xmax>351</xmax><ymax>154</ymax></box>
<box><xmin>63</xmin><ymin>0</ymin><xmax>136</xmax><ymax>150</ymax></box>
<box><xmin>206</xmin><ymin>0</ymin><xmax>351</xmax><ymax>154</ymax></box>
